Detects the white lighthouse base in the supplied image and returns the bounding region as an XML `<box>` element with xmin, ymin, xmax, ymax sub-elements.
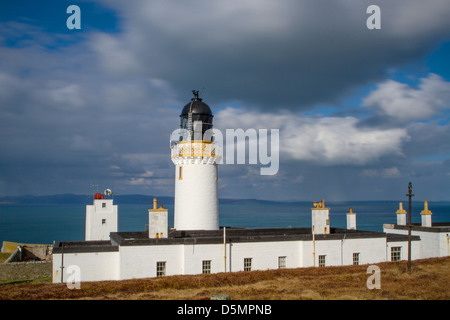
<box><xmin>174</xmin><ymin>163</ymin><xmax>219</xmax><ymax>230</ymax></box>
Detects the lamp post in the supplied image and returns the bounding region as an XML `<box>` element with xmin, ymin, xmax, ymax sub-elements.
<box><xmin>406</xmin><ymin>182</ymin><xmax>414</xmax><ymax>272</ymax></box>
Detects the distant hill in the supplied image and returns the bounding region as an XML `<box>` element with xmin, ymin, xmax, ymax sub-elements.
<box><xmin>0</xmin><ymin>194</ymin><xmax>290</xmax><ymax>205</ymax></box>
<box><xmin>0</xmin><ymin>194</ymin><xmax>170</xmax><ymax>205</ymax></box>
<box><xmin>0</xmin><ymin>194</ymin><xmax>90</xmax><ymax>205</ymax></box>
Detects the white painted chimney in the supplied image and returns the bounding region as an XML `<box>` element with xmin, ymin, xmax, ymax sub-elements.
<box><xmin>395</xmin><ymin>202</ymin><xmax>407</xmax><ymax>226</ymax></box>
<box><xmin>420</xmin><ymin>201</ymin><xmax>432</xmax><ymax>227</ymax></box>
<box><xmin>346</xmin><ymin>208</ymin><xmax>356</xmax><ymax>230</ymax></box>
<box><xmin>148</xmin><ymin>198</ymin><xmax>168</xmax><ymax>238</ymax></box>
<box><xmin>311</xmin><ymin>199</ymin><xmax>330</xmax><ymax>235</ymax></box>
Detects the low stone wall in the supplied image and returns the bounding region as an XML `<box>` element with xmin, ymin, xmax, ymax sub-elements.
<box><xmin>0</xmin><ymin>261</ymin><xmax>52</xmax><ymax>281</ymax></box>
<box><xmin>5</xmin><ymin>248</ymin><xmax>20</xmax><ymax>263</ymax></box>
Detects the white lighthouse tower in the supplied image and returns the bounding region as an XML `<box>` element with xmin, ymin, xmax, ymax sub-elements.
<box><xmin>171</xmin><ymin>91</ymin><xmax>221</xmax><ymax>230</ymax></box>
<box><xmin>85</xmin><ymin>189</ymin><xmax>118</xmax><ymax>241</ymax></box>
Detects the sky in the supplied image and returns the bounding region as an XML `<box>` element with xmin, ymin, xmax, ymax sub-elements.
<box><xmin>0</xmin><ymin>0</ymin><xmax>450</xmax><ymax>201</ymax></box>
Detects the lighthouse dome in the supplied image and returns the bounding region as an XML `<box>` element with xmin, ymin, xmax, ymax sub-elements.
<box><xmin>180</xmin><ymin>99</ymin><xmax>212</xmax><ymax>117</ymax></box>
<box><xmin>179</xmin><ymin>91</ymin><xmax>214</xmax><ymax>141</ymax></box>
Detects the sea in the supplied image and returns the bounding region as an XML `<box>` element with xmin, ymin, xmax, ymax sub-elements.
<box><xmin>1</xmin><ymin>199</ymin><xmax>450</xmax><ymax>245</ymax></box>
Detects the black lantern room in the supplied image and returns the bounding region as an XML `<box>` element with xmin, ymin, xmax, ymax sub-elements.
<box><xmin>180</xmin><ymin>90</ymin><xmax>214</xmax><ymax>141</ymax></box>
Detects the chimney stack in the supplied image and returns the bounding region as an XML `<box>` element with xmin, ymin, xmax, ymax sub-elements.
<box><xmin>395</xmin><ymin>202</ymin><xmax>407</xmax><ymax>226</ymax></box>
<box><xmin>420</xmin><ymin>201</ymin><xmax>432</xmax><ymax>227</ymax></box>
<box><xmin>346</xmin><ymin>207</ymin><xmax>356</xmax><ymax>230</ymax></box>
<box><xmin>148</xmin><ymin>198</ymin><xmax>168</xmax><ymax>238</ymax></box>
<box><xmin>311</xmin><ymin>199</ymin><xmax>330</xmax><ymax>235</ymax></box>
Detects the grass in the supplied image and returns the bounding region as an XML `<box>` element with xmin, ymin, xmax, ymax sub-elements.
<box><xmin>0</xmin><ymin>257</ymin><xmax>449</xmax><ymax>300</ymax></box>
<box><xmin>0</xmin><ymin>253</ymin><xmax>12</xmax><ymax>263</ymax></box>
<box><xmin>0</xmin><ymin>276</ymin><xmax>52</xmax><ymax>286</ymax></box>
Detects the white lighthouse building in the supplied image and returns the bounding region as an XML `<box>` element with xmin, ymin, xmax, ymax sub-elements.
<box><xmin>171</xmin><ymin>91</ymin><xmax>221</xmax><ymax>231</ymax></box>
<box><xmin>51</xmin><ymin>91</ymin><xmax>450</xmax><ymax>284</ymax></box>
<box><xmin>85</xmin><ymin>191</ymin><xmax>118</xmax><ymax>241</ymax></box>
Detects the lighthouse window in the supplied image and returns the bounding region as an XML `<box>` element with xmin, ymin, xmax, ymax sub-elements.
<box><xmin>353</xmin><ymin>253</ymin><xmax>360</xmax><ymax>265</ymax></box>
<box><xmin>102</xmin><ymin>219</ymin><xmax>106</xmax><ymax>225</ymax></box>
<box><xmin>156</xmin><ymin>261</ymin><xmax>166</xmax><ymax>277</ymax></box>
<box><xmin>202</xmin><ymin>260</ymin><xmax>211</xmax><ymax>274</ymax></box>
<box><xmin>179</xmin><ymin>166</ymin><xmax>183</xmax><ymax>180</ymax></box>
<box><xmin>244</xmin><ymin>258</ymin><xmax>252</xmax><ymax>271</ymax></box>
<box><xmin>278</xmin><ymin>256</ymin><xmax>286</xmax><ymax>269</ymax></box>
<box><xmin>318</xmin><ymin>255</ymin><xmax>326</xmax><ymax>267</ymax></box>
<box><xmin>391</xmin><ymin>247</ymin><xmax>401</xmax><ymax>261</ymax></box>
<box><xmin>102</xmin><ymin>202</ymin><xmax>106</xmax><ymax>208</ymax></box>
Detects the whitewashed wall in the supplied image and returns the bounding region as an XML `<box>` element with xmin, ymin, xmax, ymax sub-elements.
<box><xmin>52</xmin><ymin>251</ymin><xmax>119</xmax><ymax>283</ymax></box>
<box><xmin>148</xmin><ymin>210</ymin><xmax>168</xmax><ymax>239</ymax></box>
<box><xmin>52</xmin><ymin>231</ymin><xmax>432</xmax><ymax>283</ymax></box>
<box><xmin>386</xmin><ymin>240</ymin><xmax>421</xmax><ymax>261</ymax></box>
<box><xmin>343</xmin><ymin>238</ymin><xmax>387</xmax><ymax>265</ymax></box>
<box><xmin>182</xmin><ymin>243</ymin><xmax>226</xmax><ymax>275</ymax></box>
<box><xmin>440</xmin><ymin>233</ymin><xmax>450</xmax><ymax>257</ymax></box>
<box><xmin>119</xmin><ymin>244</ymin><xmax>184</xmax><ymax>279</ymax></box>
<box><xmin>383</xmin><ymin>227</ymin><xmax>448</xmax><ymax>259</ymax></box>
<box><xmin>85</xmin><ymin>200</ymin><xmax>118</xmax><ymax>241</ymax></box>
<box><xmin>227</xmin><ymin>241</ymin><xmax>302</xmax><ymax>272</ymax></box>
<box><xmin>174</xmin><ymin>163</ymin><xmax>219</xmax><ymax>231</ymax></box>
<box><xmin>312</xmin><ymin>209</ymin><xmax>330</xmax><ymax>235</ymax></box>
<box><xmin>300</xmin><ymin>237</ymin><xmax>387</xmax><ymax>267</ymax></box>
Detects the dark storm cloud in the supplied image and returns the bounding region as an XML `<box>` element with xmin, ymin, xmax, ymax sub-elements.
<box><xmin>95</xmin><ymin>0</ymin><xmax>450</xmax><ymax>111</ymax></box>
<box><xmin>0</xmin><ymin>22</ymin><xmax>180</xmax><ymax>195</ymax></box>
<box><xmin>1</xmin><ymin>1</ymin><xmax>450</xmax><ymax>200</ymax></box>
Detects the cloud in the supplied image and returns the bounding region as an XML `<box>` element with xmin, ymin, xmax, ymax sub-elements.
<box><xmin>403</xmin><ymin>121</ymin><xmax>450</xmax><ymax>162</ymax></box>
<box><xmin>94</xmin><ymin>0</ymin><xmax>450</xmax><ymax>110</ymax></box>
<box><xmin>0</xmin><ymin>23</ymin><xmax>180</xmax><ymax>195</ymax></box>
<box><xmin>128</xmin><ymin>178</ymin><xmax>152</xmax><ymax>186</ymax></box>
<box><xmin>361</xmin><ymin>167</ymin><xmax>401</xmax><ymax>178</ymax></box>
<box><xmin>1</xmin><ymin>2</ymin><xmax>449</xmax><ymax>200</ymax></box>
<box><xmin>363</xmin><ymin>73</ymin><xmax>450</xmax><ymax>124</ymax></box>
<box><xmin>215</xmin><ymin>108</ymin><xmax>409</xmax><ymax>166</ymax></box>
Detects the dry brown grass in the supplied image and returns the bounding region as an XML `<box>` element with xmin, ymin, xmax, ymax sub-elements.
<box><xmin>0</xmin><ymin>253</ymin><xmax>12</xmax><ymax>263</ymax></box>
<box><xmin>0</xmin><ymin>257</ymin><xmax>449</xmax><ymax>300</ymax></box>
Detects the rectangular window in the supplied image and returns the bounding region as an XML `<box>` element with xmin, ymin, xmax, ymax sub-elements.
<box><xmin>202</xmin><ymin>260</ymin><xmax>211</xmax><ymax>274</ymax></box>
<box><xmin>318</xmin><ymin>255</ymin><xmax>326</xmax><ymax>267</ymax></box>
<box><xmin>156</xmin><ymin>261</ymin><xmax>166</xmax><ymax>277</ymax></box>
<box><xmin>102</xmin><ymin>202</ymin><xmax>106</xmax><ymax>208</ymax></box>
<box><xmin>353</xmin><ymin>253</ymin><xmax>360</xmax><ymax>265</ymax></box>
<box><xmin>102</xmin><ymin>219</ymin><xmax>106</xmax><ymax>225</ymax></box>
<box><xmin>278</xmin><ymin>256</ymin><xmax>286</xmax><ymax>269</ymax></box>
<box><xmin>244</xmin><ymin>258</ymin><xmax>252</xmax><ymax>271</ymax></box>
<box><xmin>391</xmin><ymin>247</ymin><xmax>401</xmax><ymax>261</ymax></box>
<box><xmin>179</xmin><ymin>166</ymin><xmax>183</xmax><ymax>180</ymax></box>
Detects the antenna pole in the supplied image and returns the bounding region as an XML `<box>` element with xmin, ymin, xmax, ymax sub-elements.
<box><xmin>406</xmin><ymin>182</ymin><xmax>414</xmax><ymax>273</ymax></box>
<box><xmin>90</xmin><ymin>184</ymin><xmax>99</xmax><ymax>194</ymax></box>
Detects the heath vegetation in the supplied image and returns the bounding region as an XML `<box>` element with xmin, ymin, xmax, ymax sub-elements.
<box><xmin>0</xmin><ymin>257</ymin><xmax>449</xmax><ymax>300</ymax></box>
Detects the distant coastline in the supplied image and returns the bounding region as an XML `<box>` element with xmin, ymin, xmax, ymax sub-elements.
<box><xmin>1</xmin><ymin>193</ymin><xmax>448</xmax><ymax>205</ymax></box>
<box><xmin>1</xmin><ymin>195</ymin><xmax>449</xmax><ymax>246</ymax></box>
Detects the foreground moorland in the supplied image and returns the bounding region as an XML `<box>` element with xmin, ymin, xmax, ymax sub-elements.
<box><xmin>0</xmin><ymin>257</ymin><xmax>449</xmax><ymax>300</ymax></box>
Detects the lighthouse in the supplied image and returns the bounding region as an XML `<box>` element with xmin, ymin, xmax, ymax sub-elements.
<box><xmin>171</xmin><ymin>91</ymin><xmax>221</xmax><ymax>230</ymax></box>
<box><xmin>85</xmin><ymin>190</ymin><xmax>118</xmax><ymax>241</ymax></box>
